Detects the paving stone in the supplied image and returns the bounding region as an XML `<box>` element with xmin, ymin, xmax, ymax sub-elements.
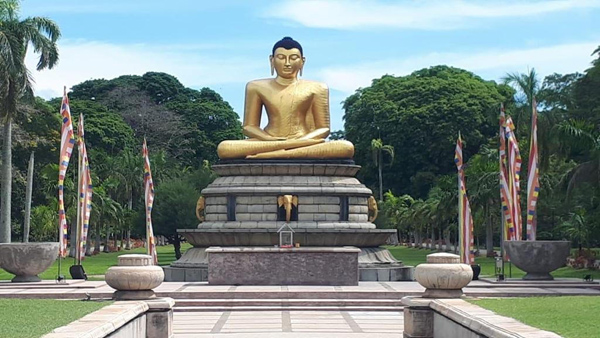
<box><xmin>319</xmin><ymin>204</ymin><xmax>340</xmax><ymax>213</ymax></box>
<box><xmin>325</xmin><ymin>214</ymin><xmax>340</xmax><ymax>221</ymax></box>
<box><xmin>349</xmin><ymin>205</ymin><xmax>368</xmax><ymax>214</ymax></box>
<box><xmin>313</xmin><ymin>196</ymin><xmax>340</xmax><ymax>204</ymax></box>
<box><xmin>298</xmin><ymin>214</ymin><xmax>314</xmax><ymax>221</ymax></box>
<box><xmin>206</xmin><ymin>197</ymin><xmax>227</xmax><ymax>205</ymax></box>
<box><xmin>235</xmin><ymin>205</ymin><xmax>248</xmax><ymax>213</ymax></box>
<box><xmin>206</xmin><ymin>205</ymin><xmax>227</xmax><ymax>213</ymax></box>
<box><xmin>299</xmin><ymin>196</ymin><xmax>313</xmax><ymax>204</ymax></box>
<box><xmin>349</xmin><ymin>214</ymin><xmax>368</xmax><ymax>222</ymax></box>
<box><xmin>299</xmin><ymin>205</ymin><xmax>319</xmax><ymax>213</ymax></box>
<box><xmin>248</xmin><ymin>205</ymin><xmax>264</xmax><ymax>213</ymax></box>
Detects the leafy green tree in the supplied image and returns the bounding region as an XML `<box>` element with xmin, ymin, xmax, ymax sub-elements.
<box><xmin>466</xmin><ymin>146</ymin><xmax>500</xmax><ymax>256</ymax></box>
<box><xmin>572</xmin><ymin>46</ymin><xmax>600</xmax><ymax>125</ymax></box>
<box><xmin>69</xmin><ymin>72</ymin><xmax>242</xmax><ymax>167</ymax></box>
<box><xmin>371</xmin><ymin>138</ymin><xmax>394</xmax><ymax>201</ymax></box>
<box><xmin>344</xmin><ymin>66</ymin><xmax>509</xmax><ymax>198</ymax></box>
<box><xmin>0</xmin><ymin>0</ymin><xmax>60</xmax><ymax>242</ymax></box>
<box><xmin>329</xmin><ymin>130</ymin><xmax>346</xmax><ymax>140</ymax></box>
<box><xmin>151</xmin><ymin>177</ymin><xmax>200</xmax><ymax>259</ymax></box>
<box><xmin>28</xmin><ymin>203</ymin><xmax>57</xmax><ymax>242</ymax></box>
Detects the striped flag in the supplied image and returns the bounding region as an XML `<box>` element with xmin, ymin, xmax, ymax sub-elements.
<box><xmin>143</xmin><ymin>138</ymin><xmax>158</xmax><ymax>265</ymax></box>
<box><xmin>77</xmin><ymin>114</ymin><xmax>93</xmax><ymax>262</ymax></box>
<box><xmin>505</xmin><ymin>117</ymin><xmax>522</xmax><ymax>240</ymax></box>
<box><xmin>455</xmin><ymin>133</ymin><xmax>475</xmax><ymax>265</ymax></box>
<box><xmin>527</xmin><ymin>98</ymin><xmax>540</xmax><ymax>241</ymax></box>
<box><xmin>499</xmin><ymin>104</ymin><xmax>514</xmax><ymax>243</ymax></box>
<box><xmin>58</xmin><ymin>87</ymin><xmax>75</xmax><ymax>258</ymax></box>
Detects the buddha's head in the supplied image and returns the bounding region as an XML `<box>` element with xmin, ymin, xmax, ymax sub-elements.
<box><xmin>270</xmin><ymin>37</ymin><xmax>305</xmax><ymax>79</ymax></box>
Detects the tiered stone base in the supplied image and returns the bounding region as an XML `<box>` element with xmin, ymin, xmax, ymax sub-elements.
<box><xmin>166</xmin><ymin>160</ymin><xmax>414</xmax><ymax>283</ymax></box>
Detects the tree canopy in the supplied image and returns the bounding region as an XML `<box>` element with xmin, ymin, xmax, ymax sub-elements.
<box><xmin>343</xmin><ymin>65</ymin><xmax>514</xmax><ymax>198</ymax></box>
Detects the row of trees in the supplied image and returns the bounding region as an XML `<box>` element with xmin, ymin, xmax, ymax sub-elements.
<box><xmin>2</xmin><ymin>0</ymin><xmax>599</xmax><ymax>261</ymax></box>
<box><xmin>343</xmin><ymin>49</ymin><xmax>600</xmax><ymax>254</ymax></box>
<box><xmin>0</xmin><ymin>1</ymin><xmax>240</xmax><ymax>260</ymax></box>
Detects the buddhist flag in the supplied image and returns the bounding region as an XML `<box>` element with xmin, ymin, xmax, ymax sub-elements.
<box><xmin>58</xmin><ymin>87</ymin><xmax>75</xmax><ymax>258</ymax></box>
<box><xmin>499</xmin><ymin>104</ymin><xmax>514</xmax><ymax>243</ymax></box>
<box><xmin>505</xmin><ymin>117</ymin><xmax>522</xmax><ymax>240</ymax></box>
<box><xmin>143</xmin><ymin>138</ymin><xmax>158</xmax><ymax>265</ymax></box>
<box><xmin>527</xmin><ymin>98</ymin><xmax>540</xmax><ymax>241</ymax></box>
<box><xmin>77</xmin><ymin>114</ymin><xmax>93</xmax><ymax>262</ymax></box>
<box><xmin>455</xmin><ymin>133</ymin><xmax>475</xmax><ymax>265</ymax></box>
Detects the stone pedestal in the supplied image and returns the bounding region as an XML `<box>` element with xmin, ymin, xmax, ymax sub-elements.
<box><xmin>402</xmin><ymin>297</ymin><xmax>434</xmax><ymax>338</ymax></box>
<box><xmin>414</xmin><ymin>253</ymin><xmax>472</xmax><ymax>298</ymax></box>
<box><xmin>206</xmin><ymin>246</ymin><xmax>360</xmax><ymax>285</ymax></box>
<box><xmin>146</xmin><ymin>298</ymin><xmax>175</xmax><ymax>338</ymax></box>
<box><xmin>168</xmin><ymin>160</ymin><xmax>414</xmax><ymax>284</ymax></box>
<box><xmin>105</xmin><ymin>254</ymin><xmax>164</xmax><ymax>300</ymax></box>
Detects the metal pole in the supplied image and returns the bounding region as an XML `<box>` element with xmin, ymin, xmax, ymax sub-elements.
<box><xmin>74</xmin><ymin>130</ymin><xmax>82</xmax><ymax>266</ymax></box>
<box><xmin>500</xmin><ymin>213</ymin><xmax>505</xmax><ymax>280</ymax></box>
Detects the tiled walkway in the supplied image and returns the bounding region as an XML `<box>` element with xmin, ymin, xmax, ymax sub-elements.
<box><xmin>173</xmin><ymin>310</ymin><xmax>403</xmax><ymax>337</ymax></box>
<box><xmin>1</xmin><ymin>280</ymin><xmax>598</xmax><ymax>299</ymax></box>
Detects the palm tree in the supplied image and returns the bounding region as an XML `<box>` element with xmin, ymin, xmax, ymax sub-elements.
<box><xmin>0</xmin><ymin>0</ymin><xmax>60</xmax><ymax>243</ymax></box>
<box><xmin>556</xmin><ymin>119</ymin><xmax>600</xmax><ymax>196</ymax></box>
<box><xmin>103</xmin><ymin>148</ymin><xmax>142</xmax><ymax>249</ymax></box>
<box><xmin>502</xmin><ymin>68</ymin><xmax>540</xmax><ymax>135</ymax></box>
<box><xmin>371</xmin><ymin>138</ymin><xmax>394</xmax><ymax>201</ymax></box>
<box><xmin>466</xmin><ymin>149</ymin><xmax>501</xmax><ymax>257</ymax></box>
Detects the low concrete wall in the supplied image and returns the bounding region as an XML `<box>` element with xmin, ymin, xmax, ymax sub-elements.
<box><xmin>403</xmin><ymin>297</ymin><xmax>563</xmax><ymax>338</ymax></box>
<box><xmin>43</xmin><ymin>298</ymin><xmax>174</xmax><ymax>338</ymax></box>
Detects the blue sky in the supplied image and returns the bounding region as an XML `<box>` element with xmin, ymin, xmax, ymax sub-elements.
<box><xmin>23</xmin><ymin>0</ymin><xmax>600</xmax><ymax>132</ymax></box>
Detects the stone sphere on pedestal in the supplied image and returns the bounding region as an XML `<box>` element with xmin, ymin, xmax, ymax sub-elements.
<box><xmin>105</xmin><ymin>254</ymin><xmax>164</xmax><ymax>300</ymax></box>
<box><xmin>0</xmin><ymin>242</ymin><xmax>59</xmax><ymax>282</ymax></box>
<box><xmin>414</xmin><ymin>253</ymin><xmax>472</xmax><ymax>298</ymax></box>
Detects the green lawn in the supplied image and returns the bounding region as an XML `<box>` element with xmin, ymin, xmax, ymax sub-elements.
<box><xmin>469</xmin><ymin>297</ymin><xmax>600</xmax><ymax>338</ymax></box>
<box><xmin>1</xmin><ymin>243</ymin><xmax>597</xmax><ymax>281</ymax></box>
<box><xmin>0</xmin><ymin>243</ymin><xmax>192</xmax><ymax>281</ymax></box>
<box><xmin>0</xmin><ymin>299</ymin><xmax>111</xmax><ymax>337</ymax></box>
<box><xmin>386</xmin><ymin>246</ymin><xmax>600</xmax><ymax>280</ymax></box>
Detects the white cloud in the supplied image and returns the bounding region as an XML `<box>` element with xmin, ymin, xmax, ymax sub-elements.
<box><xmin>264</xmin><ymin>0</ymin><xmax>600</xmax><ymax>30</ymax></box>
<box><xmin>316</xmin><ymin>41</ymin><xmax>599</xmax><ymax>93</ymax></box>
<box><xmin>25</xmin><ymin>40</ymin><xmax>263</xmax><ymax>99</ymax></box>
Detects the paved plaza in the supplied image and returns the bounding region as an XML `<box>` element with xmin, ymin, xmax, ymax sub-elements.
<box><xmin>173</xmin><ymin>310</ymin><xmax>403</xmax><ymax>337</ymax></box>
<box><xmin>1</xmin><ymin>280</ymin><xmax>598</xmax><ymax>300</ymax></box>
<box><xmin>3</xmin><ymin>279</ymin><xmax>598</xmax><ymax>336</ymax></box>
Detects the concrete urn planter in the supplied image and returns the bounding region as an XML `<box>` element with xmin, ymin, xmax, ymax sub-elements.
<box><xmin>414</xmin><ymin>253</ymin><xmax>472</xmax><ymax>298</ymax></box>
<box><xmin>504</xmin><ymin>240</ymin><xmax>571</xmax><ymax>280</ymax></box>
<box><xmin>0</xmin><ymin>242</ymin><xmax>59</xmax><ymax>282</ymax></box>
<box><xmin>105</xmin><ymin>254</ymin><xmax>164</xmax><ymax>300</ymax></box>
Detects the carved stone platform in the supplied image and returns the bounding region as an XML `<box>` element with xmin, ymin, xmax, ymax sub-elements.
<box><xmin>166</xmin><ymin>161</ymin><xmax>414</xmax><ymax>283</ymax></box>
<box><xmin>206</xmin><ymin>246</ymin><xmax>360</xmax><ymax>286</ymax></box>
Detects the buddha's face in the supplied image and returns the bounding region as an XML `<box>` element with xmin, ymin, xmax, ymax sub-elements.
<box><xmin>270</xmin><ymin>47</ymin><xmax>305</xmax><ymax>79</ymax></box>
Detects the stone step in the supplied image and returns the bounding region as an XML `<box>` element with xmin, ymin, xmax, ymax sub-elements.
<box><xmin>174</xmin><ymin>305</ymin><xmax>405</xmax><ymax>312</ymax></box>
<box><xmin>174</xmin><ymin>298</ymin><xmax>404</xmax><ymax>308</ymax></box>
<box><xmin>161</xmin><ymin>291</ymin><xmax>411</xmax><ymax>300</ymax></box>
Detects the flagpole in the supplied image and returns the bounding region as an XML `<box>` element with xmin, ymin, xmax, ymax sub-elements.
<box><xmin>57</xmin><ymin>224</ymin><xmax>64</xmax><ymax>282</ymax></box>
<box><xmin>457</xmin><ymin>132</ymin><xmax>464</xmax><ymax>263</ymax></box>
<box><xmin>499</xmin><ymin>103</ymin><xmax>505</xmax><ymax>280</ymax></box>
<box><xmin>75</xmin><ymin>125</ymin><xmax>82</xmax><ymax>266</ymax></box>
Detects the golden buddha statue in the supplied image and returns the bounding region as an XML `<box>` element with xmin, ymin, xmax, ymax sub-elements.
<box><xmin>217</xmin><ymin>37</ymin><xmax>354</xmax><ymax>160</ymax></box>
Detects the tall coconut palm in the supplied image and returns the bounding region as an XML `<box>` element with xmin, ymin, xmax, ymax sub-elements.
<box><xmin>466</xmin><ymin>149</ymin><xmax>501</xmax><ymax>257</ymax></box>
<box><xmin>371</xmin><ymin>138</ymin><xmax>394</xmax><ymax>201</ymax></box>
<box><xmin>502</xmin><ymin>68</ymin><xmax>540</xmax><ymax>135</ymax></box>
<box><xmin>110</xmin><ymin>148</ymin><xmax>142</xmax><ymax>250</ymax></box>
<box><xmin>553</xmin><ymin>119</ymin><xmax>599</xmax><ymax>192</ymax></box>
<box><xmin>0</xmin><ymin>0</ymin><xmax>60</xmax><ymax>243</ymax></box>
